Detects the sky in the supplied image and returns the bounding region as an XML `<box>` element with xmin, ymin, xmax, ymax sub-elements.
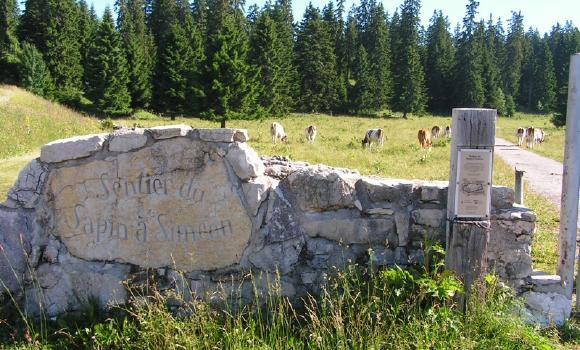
<box><xmin>88</xmin><ymin>0</ymin><xmax>580</xmax><ymax>35</ymax></box>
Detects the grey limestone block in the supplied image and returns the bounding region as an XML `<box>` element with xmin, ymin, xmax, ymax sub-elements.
<box><xmin>40</xmin><ymin>133</ymin><xmax>107</xmax><ymax>163</ymax></box>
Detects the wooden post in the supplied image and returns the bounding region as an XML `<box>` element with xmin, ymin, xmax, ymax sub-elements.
<box><xmin>557</xmin><ymin>53</ymin><xmax>580</xmax><ymax>302</ymax></box>
<box><xmin>515</xmin><ymin>169</ymin><xmax>525</xmax><ymax>205</ymax></box>
<box><xmin>446</xmin><ymin>108</ymin><xmax>496</xmax><ymax>308</ymax></box>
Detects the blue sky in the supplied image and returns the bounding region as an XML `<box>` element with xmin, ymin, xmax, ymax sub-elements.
<box><xmin>88</xmin><ymin>0</ymin><xmax>579</xmax><ymax>34</ymax></box>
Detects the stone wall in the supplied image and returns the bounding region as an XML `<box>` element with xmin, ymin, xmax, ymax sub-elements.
<box><xmin>0</xmin><ymin>126</ymin><xmax>536</xmax><ymax>317</ymax></box>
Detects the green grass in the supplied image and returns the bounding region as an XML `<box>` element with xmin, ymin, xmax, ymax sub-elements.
<box><xmin>0</xmin><ymin>87</ymin><xmax>576</xmax><ymax>348</ymax></box>
<box><xmin>495</xmin><ymin>112</ymin><xmax>566</xmax><ymax>162</ymax></box>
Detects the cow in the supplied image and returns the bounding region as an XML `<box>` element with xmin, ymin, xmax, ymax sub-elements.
<box><xmin>304</xmin><ymin>125</ymin><xmax>317</xmax><ymax>144</ymax></box>
<box><xmin>418</xmin><ymin>129</ymin><xmax>432</xmax><ymax>150</ymax></box>
<box><xmin>525</xmin><ymin>126</ymin><xmax>545</xmax><ymax>148</ymax></box>
<box><xmin>516</xmin><ymin>127</ymin><xmax>527</xmax><ymax>147</ymax></box>
<box><xmin>431</xmin><ymin>126</ymin><xmax>442</xmax><ymax>139</ymax></box>
<box><xmin>362</xmin><ymin>128</ymin><xmax>385</xmax><ymax>149</ymax></box>
<box><xmin>443</xmin><ymin>126</ymin><xmax>451</xmax><ymax>138</ymax></box>
<box><xmin>271</xmin><ymin>122</ymin><xmax>288</xmax><ymax>144</ymax></box>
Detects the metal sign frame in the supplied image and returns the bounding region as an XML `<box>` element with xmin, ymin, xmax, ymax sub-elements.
<box><xmin>454</xmin><ymin>148</ymin><xmax>493</xmax><ymax>219</ymax></box>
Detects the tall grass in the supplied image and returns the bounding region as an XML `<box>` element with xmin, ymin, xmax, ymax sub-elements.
<box><xmin>0</xmin><ymin>248</ymin><xmax>560</xmax><ymax>349</ymax></box>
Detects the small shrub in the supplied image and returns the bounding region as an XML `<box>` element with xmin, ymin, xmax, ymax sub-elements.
<box><xmin>100</xmin><ymin>117</ymin><xmax>114</xmax><ymax>130</ymax></box>
<box><xmin>131</xmin><ymin>110</ymin><xmax>161</xmax><ymax>121</ymax></box>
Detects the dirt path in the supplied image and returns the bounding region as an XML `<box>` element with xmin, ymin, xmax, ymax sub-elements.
<box><xmin>495</xmin><ymin>137</ymin><xmax>579</xmax><ymax>228</ymax></box>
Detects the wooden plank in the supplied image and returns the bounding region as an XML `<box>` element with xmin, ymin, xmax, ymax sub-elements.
<box><xmin>557</xmin><ymin>53</ymin><xmax>580</xmax><ymax>301</ymax></box>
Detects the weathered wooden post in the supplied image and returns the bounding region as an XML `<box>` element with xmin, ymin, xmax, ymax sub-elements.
<box><xmin>446</xmin><ymin>108</ymin><xmax>496</xmax><ymax>308</ymax></box>
<box><xmin>515</xmin><ymin>169</ymin><xmax>525</xmax><ymax>205</ymax></box>
<box><xmin>557</xmin><ymin>53</ymin><xmax>580</xmax><ymax>304</ymax></box>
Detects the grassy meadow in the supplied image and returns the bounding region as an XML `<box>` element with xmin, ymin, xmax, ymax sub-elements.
<box><xmin>0</xmin><ymin>86</ymin><xmax>577</xmax><ymax>348</ymax></box>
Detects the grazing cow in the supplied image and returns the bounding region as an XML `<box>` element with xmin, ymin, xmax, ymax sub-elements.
<box><xmin>443</xmin><ymin>126</ymin><xmax>451</xmax><ymax>138</ymax></box>
<box><xmin>525</xmin><ymin>126</ymin><xmax>543</xmax><ymax>148</ymax></box>
<box><xmin>516</xmin><ymin>127</ymin><xmax>527</xmax><ymax>147</ymax></box>
<box><xmin>431</xmin><ymin>126</ymin><xmax>442</xmax><ymax>138</ymax></box>
<box><xmin>362</xmin><ymin>128</ymin><xmax>385</xmax><ymax>148</ymax></box>
<box><xmin>417</xmin><ymin>129</ymin><xmax>432</xmax><ymax>150</ymax></box>
<box><xmin>304</xmin><ymin>125</ymin><xmax>317</xmax><ymax>144</ymax></box>
<box><xmin>271</xmin><ymin>122</ymin><xmax>288</xmax><ymax>144</ymax></box>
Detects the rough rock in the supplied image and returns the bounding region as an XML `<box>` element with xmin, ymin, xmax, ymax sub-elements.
<box><xmin>44</xmin><ymin>138</ymin><xmax>253</xmax><ymax>271</ymax></box>
<box><xmin>40</xmin><ymin>134</ymin><xmax>107</xmax><ymax>163</ymax></box>
<box><xmin>530</xmin><ymin>271</ymin><xmax>565</xmax><ymax>294</ymax></box>
<box><xmin>301</xmin><ymin>209</ymin><xmax>396</xmax><ymax>244</ymax></box>
<box><xmin>248</xmin><ymin>237</ymin><xmax>304</xmax><ymax>274</ymax></box>
<box><xmin>261</xmin><ymin>156</ymin><xmax>309</xmax><ymax>180</ymax></box>
<box><xmin>0</xmin><ymin>209</ymin><xmax>35</xmax><ymax>294</ymax></box>
<box><xmin>355</xmin><ymin>177</ymin><xmax>414</xmax><ymax>208</ymax></box>
<box><xmin>411</xmin><ymin>209</ymin><xmax>446</xmax><ymax>228</ymax></box>
<box><xmin>146</xmin><ymin>125</ymin><xmax>191</xmax><ymax>139</ymax></box>
<box><xmin>419</xmin><ymin>181</ymin><xmax>447</xmax><ymax>203</ymax></box>
<box><xmin>109</xmin><ymin>128</ymin><xmax>148</xmax><ymax>152</ymax></box>
<box><xmin>242</xmin><ymin>177</ymin><xmax>275</xmax><ymax>216</ymax></box>
<box><xmin>226</xmin><ymin>142</ymin><xmax>265</xmax><ymax>180</ymax></box>
<box><xmin>285</xmin><ymin>165</ymin><xmax>359</xmax><ymax>211</ymax></box>
<box><xmin>5</xmin><ymin>160</ymin><xmax>47</xmax><ymax>208</ymax></box>
<box><xmin>523</xmin><ymin>291</ymin><xmax>572</xmax><ymax>326</ymax></box>
<box><xmin>198</xmin><ymin>128</ymin><xmax>249</xmax><ymax>143</ymax></box>
<box><xmin>492</xmin><ymin>186</ymin><xmax>515</xmax><ymax>209</ymax></box>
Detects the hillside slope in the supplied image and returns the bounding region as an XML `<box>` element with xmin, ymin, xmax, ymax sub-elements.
<box><xmin>0</xmin><ymin>85</ymin><xmax>101</xmax><ymax>159</ymax></box>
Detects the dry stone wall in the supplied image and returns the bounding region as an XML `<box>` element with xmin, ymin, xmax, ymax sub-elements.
<box><xmin>0</xmin><ymin>126</ymin><xmax>536</xmax><ymax>317</ymax></box>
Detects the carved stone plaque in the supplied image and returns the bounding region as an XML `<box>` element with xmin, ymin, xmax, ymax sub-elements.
<box><xmin>46</xmin><ymin>138</ymin><xmax>252</xmax><ymax>271</ymax></box>
<box><xmin>454</xmin><ymin>148</ymin><xmax>492</xmax><ymax>218</ymax></box>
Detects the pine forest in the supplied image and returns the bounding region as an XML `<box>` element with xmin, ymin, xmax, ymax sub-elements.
<box><xmin>1</xmin><ymin>0</ymin><xmax>579</xmax><ymax>126</ymax></box>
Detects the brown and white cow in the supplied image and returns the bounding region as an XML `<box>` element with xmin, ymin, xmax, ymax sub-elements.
<box><xmin>304</xmin><ymin>125</ymin><xmax>317</xmax><ymax>144</ymax></box>
<box><xmin>271</xmin><ymin>122</ymin><xmax>288</xmax><ymax>144</ymax></box>
<box><xmin>525</xmin><ymin>127</ymin><xmax>544</xmax><ymax>148</ymax></box>
<box><xmin>516</xmin><ymin>127</ymin><xmax>527</xmax><ymax>147</ymax></box>
<box><xmin>418</xmin><ymin>129</ymin><xmax>432</xmax><ymax>150</ymax></box>
<box><xmin>362</xmin><ymin>128</ymin><xmax>385</xmax><ymax>148</ymax></box>
<box><xmin>431</xmin><ymin>126</ymin><xmax>442</xmax><ymax>138</ymax></box>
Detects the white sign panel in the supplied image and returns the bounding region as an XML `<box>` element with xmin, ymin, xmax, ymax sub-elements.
<box><xmin>454</xmin><ymin>148</ymin><xmax>493</xmax><ymax>218</ymax></box>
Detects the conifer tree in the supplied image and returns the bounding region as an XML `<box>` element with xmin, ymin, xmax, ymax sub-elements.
<box><xmin>0</xmin><ymin>0</ymin><xmax>19</xmax><ymax>82</ymax></box>
<box><xmin>482</xmin><ymin>16</ymin><xmax>505</xmax><ymax>113</ymax></box>
<box><xmin>453</xmin><ymin>0</ymin><xmax>485</xmax><ymax>108</ymax></box>
<box><xmin>192</xmin><ymin>0</ymin><xmax>209</xmax><ymax>35</ymax></box>
<box><xmin>117</xmin><ymin>0</ymin><xmax>154</xmax><ymax>109</ymax></box>
<box><xmin>503</xmin><ymin>11</ymin><xmax>524</xmax><ymax>102</ymax></box>
<box><xmin>518</xmin><ymin>28</ymin><xmax>540</xmax><ymax>109</ymax></box>
<box><xmin>365</xmin><ymin>3</ymin><xmax>391</xmax><ymax>111</ymax></box>
<box><xmin>204</xmin><ymin>0</ymin><xmax>259</xmax><ymax>126</ymax></box>
<box><xmin>86</xmin><ymin>7</ymin><xmax>132</xmax><ymax>116</ymax></box>
<box><xmin>350</xmin><ymin>44</ymin><xmax>373</xmax><ymax>112</ymax></box>
<box><xmin>249</xmin><ymin>10</ymin><xmax>289</xmax><ymax>115</ymax></box>
<box><xmin>78</xmin><ymin>1</ymin><xmax>99</xmax><ymax>93</ymax></box>
<box><xmin>323</xmin><ymin>1</ymin><xmax>347</xmax><ymax>111</ymax></box>
<box><xmin>271</xmin><ymin>0</ymin><xmax>297</xmax><ymax>111</ymax></box>
<box><xmin>19</xmin><ymin>0</ymin><xmax>84</xmax><ymax>101</ymax></box>
<box><xmin>424</xmin><ymin>10</ymin><xmax>454</xmax><ymax>112</ymax></box>
<box><xmin>344</xmin><ymin>12</ymin><xmax>359</xmax><ymax>82</ymax></box>
<box><xmin>391</xmin><ymin>0</ymin><xmax>426</xmax><ymax>118</ymax></box>
<box><xmin>536</xmin><ymin>39</ymin><xmax>556</xmax><ymax>112</ymax></box>
<box><xmin>17</xmin><ymin>42</ymin><xmax>54</xmax><ymax>97</ymax></box>
<box><xmin>295</xmin><ymin>4</ymin><xmax>340</xmax><ymax>113</ymax></box>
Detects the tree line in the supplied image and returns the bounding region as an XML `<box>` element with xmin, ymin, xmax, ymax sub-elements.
<box><xmin>0</xmin><ymin>0</ymin><xmax>579</xmax><ymax>125</ymax></box>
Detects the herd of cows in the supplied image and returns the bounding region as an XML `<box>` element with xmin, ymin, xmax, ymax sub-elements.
<box><xmin>516</xmin><ymin>126</ymin><xmax>545</xmax><ymax>149</ymax></box>
<box><xmin>269</xmin><ymin>122</ymin><xmax>451</xmax><ymax>150</ymax></box>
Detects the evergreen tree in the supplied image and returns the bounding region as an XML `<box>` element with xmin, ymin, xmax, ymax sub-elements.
<box><xmin>503</xmin><ymin>11</ymin><xmax>524</xmax><ymax>102</ymax></box>
<box><xmin>86</xmin><ymin>7</ymin><xmax>132</xmax><ymax>116</ymax></box>
<box><xmin>349</xmin><ymin>44</ymin><xmax>373</xmax><ymax>112</ymax></box>
<box><xmin>117</xmin><ymin>0</ymin><xmax>154</xmax><ymax>109</ymax></box>
<box><xmin>0</xmin><ymin>0</ymin><xmax>19</xmax><ymax>82</ymax></box>
<box><xmin>204</xmin><ymin>0</ymin><xmax>259</xmax><ymax>126</ymax></box>
<box><xmin>365</xmin><ymin>3</ymin><xmax>391</xmax><ymax>111</ymax></box>
<box><xmin>78</xmin><ymin>1</ymin><xmax>99</xmax><ymax>93</ymax></box>
<box><xmin>323</xmin><ymin>1</ymin><xmax>347</xmax><ymax>111</ymax></box>
<box><xmin>249</xmin><ymin>10</ymin><xmax>289</xmax><ymax>115</ymax></box>
<box><xmin>192</xmin><ymin>0</ymin><xmax>208</xmax><ymax>35</ymax></box>
<box><xmin>482</xmin><ymin>15</ymin><xmax>505</xmax><ymax>113</ymax></box>
<box><xmin>17</xmin><ymin>41</ymin><xmax>54</xmax><ymax>97</ymax></box>
<box><xmin>453</xmin><ymin>0</ymin><xmax>485</xmax><ymax>108</ymax></box>
<box><xmin>19</xmin><ymin>0</ymin><xmax>84</xmax><ymax>102</ymax></box>
<box><xmin>536</xmin><ymin>39</ymin><xmax>556</xmax><ymax>112</ymax></box>
<box><xmin>518</xmin><ymin>28</ymin><xmax>540</xmax><ymax>109</ymax></box>
<box><xmin>295</xmin><ymin>4</ymin><xmax>340</xmax><ymax>113</ymax></box>
<box><xmin>424</xmin><ymin>10</ymin><xmax>454</xmax><ymax>112</ymax></box>
<box><xmin>271</xmin><ymin>0</ymin><xmax>297</xmax><ymax>111</ymax></box>
<box><xmin>391</xmin><ymin>0</ymin><xmax>426</xmax><ymax>118</ymax></box>
<box><xmin>344</xmin><ymin>11</ymin><xmax>359</xmax><ymax>82</ymax></box>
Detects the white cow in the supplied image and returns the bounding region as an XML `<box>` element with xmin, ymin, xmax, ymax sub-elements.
<box><xmin>271</xmin><ymin>122</ymin><xmax>288</xmax><ymax>144</ymax></box>
<box><xmin>362</xmin><ymin>128</ymin><xmax>385</xmax><ymax>149</ymax></box>
<box><xmin>443</xmin><ymin>126</ymin><xmax>451</xmax><ymax>138</ymax></box>
<box><xmin>516</xmin><ymin>127</ymin><xmax>527</xmax><ymax>147</ymax></box>
<box><xmin>525</xmin><ymin>126</ymin><xmax>545</xmax><ymax>148</ymax></box>
<box><xmin>304</xmin><ymin>125</ymin><xmax>317</xmax><ymax>144</ymax></box>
